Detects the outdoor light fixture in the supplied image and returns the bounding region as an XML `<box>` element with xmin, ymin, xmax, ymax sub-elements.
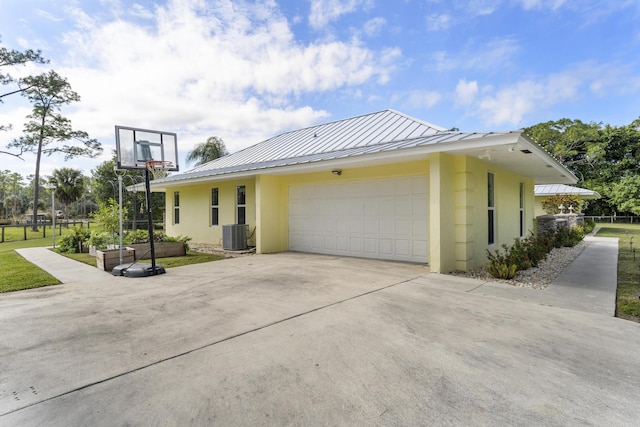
<box><xmin>478</xmin><ymin>150</ymin><xmax>492</xmax><ymax>161</ymax></box>
<box><xmin>332</xmin><ymin>169</ymin><xmax>342</xmax><ymax>176</ymax></box>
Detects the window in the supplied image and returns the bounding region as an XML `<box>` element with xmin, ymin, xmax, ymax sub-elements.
<box><xmin>211</xmin><ymin>188</ymin><xmax>219</xmax><ymax>226</ymax></box>
<box><xmin>488</xmin><ymin>173</ymin><xmax>495</xmax><ymax>245</ymax></box>
<box><xmin>237</xmin><ymin>185</ymin><xmax>246</xmax><ymax>225</ymax></box>
<box><xmin>173</xmin><ymin>191</ymin><xmax>180</xmax><ymax>225</ymax></box>
<box><xmin>519</xmin><ymin>182</ymin><xmax>525</xmax><ymax>238</ymax></box>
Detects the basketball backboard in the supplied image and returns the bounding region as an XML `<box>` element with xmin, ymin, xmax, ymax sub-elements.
<box><xmin>115</xmin><ymin>126</ymin><xmax>179</xmax><ymax>171</ymax></box>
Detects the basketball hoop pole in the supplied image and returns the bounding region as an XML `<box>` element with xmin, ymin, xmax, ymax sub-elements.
<box><xmin>143</xmin><ymin>168</ymin><xmax>158</xmax><ymax>274</ymax></box>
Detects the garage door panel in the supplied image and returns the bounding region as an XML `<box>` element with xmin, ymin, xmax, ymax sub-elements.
<box><xmin>413</xmin><ymin>240</ymin><xmax>428</xmax><ymax>257</ymax></box>
<box><xmin>364</xmin><ymin>238</ymin><xmax>377</xmax><ymax>254</ymax></box>
<box><xmin>395</xmin><ymin>219</ymin><xmax>411</xmax><ymax>236</ymax></box>
<box><xmin>395</xmin><ymin>196</ymin><xmax>411</xmax><ymax>216</ymax></box>
<box><xmin>395</xmin><ymin>239</ymin><xmax>410</xmax><ymax>256</ymax></box>
<box><xmin>364</xmin><ymin>218</ymin><xmax>378</xmax><ymax>234</ymax></box>
<box><xmin>336</xmin><ymin>236</ymin><xmax>349</xmax><ymax>251</ymax></box>
<box><xmin>289</xmin><ymin>175</ymin><xmax>428</xmax><ymax>263</ymax></box>
<box><xmin>412</xmin><ymin>176</ymin><xmax>429</xmax><ymax>194</ymax></box>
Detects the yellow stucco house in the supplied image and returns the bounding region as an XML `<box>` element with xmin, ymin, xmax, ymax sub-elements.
<box><xmin>151</xmin><ymin>110</ymin><xmax>576</xmax><ymax>273</ymax></box>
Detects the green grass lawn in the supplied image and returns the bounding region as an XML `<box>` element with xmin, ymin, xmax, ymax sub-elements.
<box><xmin>0</xmin><ymin>236</ymin><xmax>60</xmax><ymax>293</ymax></box>
<box><xmin>595</xmin><ymin>223</ymin><xmax>640</xmax><ymax>322</ymax></box>
<box><xmin>1</xmin><ymin>222</ymin><xmax>224</xmax><ymax>293</ymax></box>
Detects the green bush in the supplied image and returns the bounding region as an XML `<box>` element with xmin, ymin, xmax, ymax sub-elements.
<box><xmin>56</xmin><ymin>227</ymin><xmax>91</xmax><ymax>254</ymax></box>
<box><xmin>582</xmin><ymin>220</ymin><xmax>596</xmax><ymax>234</ymax></box>
<box><xmin>486</xmin><ymin>227</ymin><xmax>585</xmax><ymax>280</ymax></box>
<box><xmin>555</xmin><ymin>226</ymin><xmax>584</xmax><ymax>247</ymax></box>
<box><xmin>161</xmin><ymin>234</ymin><xmax>192</xmax><ymax>252</ymax></box>
<box><xmin>487</xmin><ymin>262</ymin><xmax>517</xmax><ymax>279</ymax></box>
<box><xmin>123</xmin><ymin>229</ymin><xmax>149</xmax><ymax>244</ymax></box>
<box><xmin>87</xmin><ymin>231</ymin><xmax>110</xmax><ymax>250</ymax></box>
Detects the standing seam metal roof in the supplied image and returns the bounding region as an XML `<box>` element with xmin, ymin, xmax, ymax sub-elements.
<box><xmin>186</xmin><ymin>109</ymin><xmax>447</xmax><ymax>174</ymax></box>
<box><xmin>161</xmin><ymin>127</ymin><xmax>512</xmax><ymax>184</ymax></box>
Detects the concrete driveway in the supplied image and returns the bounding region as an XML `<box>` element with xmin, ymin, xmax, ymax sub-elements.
<box><xmin>1</xmin><ymin>252</ymin><xmax>639</xmax><ymax>426</ymax></box>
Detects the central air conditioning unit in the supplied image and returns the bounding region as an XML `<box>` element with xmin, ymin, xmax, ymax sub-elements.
<box><xmin>222</xmin><ymin>224</ymin><xmax>247</xmax><ymax>251</ymax></box>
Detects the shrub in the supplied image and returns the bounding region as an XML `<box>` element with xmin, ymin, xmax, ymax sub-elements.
<box><xmin>485</xmin><ymin>227</ymin><xmax>585</xmax><ymax>280</ymax></box>
<box><xmin>582</xmin><ymin>220</ymin><xmax>596</xmax><ymax>234</ymax></box>
<box><xmin>56</xmin><ymin>227</ymin><xmax>91</xmax><ymax>253</ymax></box>
<box><xmin>161</xmin><ymin>234</ymin><xmax>192</xmax><ymax>252</ymax></box>
<box><xmin>87</xmin><ymin>231</ymin><xmax>110</xmax><ymax>250</ymax></box>
<box><xmin>555</xmin><ymin>226</ymin><xmax>584</xmax><ymax>247</ymax></box>
<box><xmin>487</xmin><ymin>262</ymin><xmax>517</xmax><ymax>280</ymax></box>
<box><xmin>124</xmin><ymin>229</ymin><xmax>149</xmax><ymax>244</ymax></box>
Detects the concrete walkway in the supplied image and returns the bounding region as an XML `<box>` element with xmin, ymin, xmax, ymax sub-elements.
<box><xmin>464</xmin><ymin>235</ymin><xmax>619</xmax><ymax>316</ymax></box>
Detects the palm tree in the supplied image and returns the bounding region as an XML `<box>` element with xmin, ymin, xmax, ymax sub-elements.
<box><xmin>186</xmin><ymin>136</ymin><xmax>228</xmax><ymax>167</ymax></box>
<box><xmin>49</xmin><ymin>167</ymin><xmax>85</xmax><ymax>219</ymax></box>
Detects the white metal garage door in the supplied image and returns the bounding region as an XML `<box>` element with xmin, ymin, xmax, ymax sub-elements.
<box><xmin>289</xmin><ymin>175</ymin><xmax>429</xmax><ymax>263</ymax></box>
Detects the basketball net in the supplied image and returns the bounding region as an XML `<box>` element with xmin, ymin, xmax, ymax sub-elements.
<box><xmin>145</xmin><ymin>160</ymin><xmax>172</xmax><ymax>180</ymax></box>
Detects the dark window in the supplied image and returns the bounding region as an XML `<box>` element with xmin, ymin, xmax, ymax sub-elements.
<box><xmin>173</xmin><ymin>191</ymin><xmax>180</xmax><ymax>225</ymax></box>
<box><xmin>488</xmin><ymin>173</ymin><xmax>495</xmax><ymax>245</ymax></box>
<box><xmin>211</xmin><ymin>188</ymin><xmax>219</xmax><ymax>226</ymax></box>
<box><xmin>519</xmin><ymin>182</ymin><xmax>525</xmax><ymax>238</ymax></box>
<box><xmin>237</xmin><ymin>185</ymin><xmax>246</xmax><ymax>225</ymax></box>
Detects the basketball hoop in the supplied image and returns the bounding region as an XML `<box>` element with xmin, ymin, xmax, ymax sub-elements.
<box><xmin>145</xmin><ymin>160</ymin><xmax>172</xmax><ymax>180</ymax></box>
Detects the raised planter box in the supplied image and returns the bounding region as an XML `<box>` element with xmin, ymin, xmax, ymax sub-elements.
<box><xmin>96</xmin><ymin>249</ymin><xmax>135</xmax><ymax>272</ymax></box>
<box><xmin>125</xmin><ymin>242</ymin><xmax>185</xmax><ymax>259</ymax></box>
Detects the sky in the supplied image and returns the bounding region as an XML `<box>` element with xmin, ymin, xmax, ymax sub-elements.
<box><xmin>1</xmin><ymin>0</ymin><xmax>639</xmax><ymax>179</ymax></box>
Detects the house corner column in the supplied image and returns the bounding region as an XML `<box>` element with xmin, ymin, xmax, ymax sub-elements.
<box><xmin>255</xmin><ymin>175</ymin><xmax>287</xmax><ymax>254</ymax></box>
<box><xmin>429</xmin><ymin>153</ymin><xmax>456</xmax><ymax>273</ymax></box>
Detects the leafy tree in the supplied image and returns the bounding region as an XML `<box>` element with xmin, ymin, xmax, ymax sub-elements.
<box><xmin>186</xmin><ymin>136</ymin><xmax>228</xmax><ymax>167</ymax></box>
<box><xmin>91</xmin><ymin>199</ymin><xmax>128</xmax><ymax>243</ymax></box>
<box><xmin>540</xmin><ymin>194</ymin><xmax>582</xmax><ymax>214</ymax></box>
<box><xmin>0</xmin><ymin>169</ymin><xmax>10</xmax><ymax>217</ymax></box>
<box><xmin>610</xmin><ymin>176</ymin><xmax>640</xmax><ymax>215</ymax></box>
<box><xmin>1</xmin><ymin>37</ymin><xmax>47</xmax><ymax>156</ymax></box>
<box><xmin>91</xmin><ymin>156</ymin><xmax>163</xmax><ymax>226</ymax></box>
<box><xmin>8</xmin><ymin>70</ymin><xmax>102</xmax><ymax>230</ymax></box>
<box><xmin>7</xmin><ymin>172</ymin><xmax>23</xmax><ymax>218</ymax></box>
<box><xmin>524</xmin><ymin>118</ymin><xmax>605</xmax><ymax>182</ymax></box>
<box><xmin>49</xmin><ymin>167</ymin><xmax>85</xmax><ymax>219</ymax></box>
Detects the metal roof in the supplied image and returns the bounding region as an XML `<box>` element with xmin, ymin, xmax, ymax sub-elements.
<box><xmin>185</xmin><ymin>110</ymin><xmax>445</xmax><ymax>173</ymax></box>
<box><xmin>535</xmin><ymin>184</ymin><xmax>601</xmax><ymax>199</ymax></box>
<box><xmin>151</xmin><ymin>109</ymin><xmax>576</xmax><ymax>186</ymax></box>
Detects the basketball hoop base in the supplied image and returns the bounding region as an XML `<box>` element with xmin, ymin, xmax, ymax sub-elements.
<box><xmin>112</xmin><ymin>262</ymin><xmax>166</xmax><ymax>277</ymax></box>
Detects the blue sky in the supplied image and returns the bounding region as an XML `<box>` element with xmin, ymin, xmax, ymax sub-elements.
<box><xmin>1</xmin><ymin>0</ymin><xmax>639</xmax><ymax>177</ymax></box>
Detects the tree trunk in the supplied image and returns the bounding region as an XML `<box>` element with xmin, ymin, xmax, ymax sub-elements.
<box><xmin>31</xmin><ymin>114</ymin><xmax>46</xmax><ymax>232</ymax></box>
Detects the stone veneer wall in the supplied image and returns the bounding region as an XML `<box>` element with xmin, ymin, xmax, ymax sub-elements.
<box><xmin>536</xmin><ymin>213</ymin><xmax>584</xmax><ymax>235</ymax></box>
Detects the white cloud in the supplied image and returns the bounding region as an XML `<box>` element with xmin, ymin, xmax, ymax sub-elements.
<box><xmin>464</xmin><ymin>62</ymin><xmax>640</xmax><ymax>126</ymax></box>
<box><xmin>431</xmin><ymin>38</ymin><xmax>520</xmax><ymax>71</ymax></box>
<box><xmin>518</xmin><ymin>0</ymin><xmax>567</xmax><ymax>11</ymax></box>
<box><xmin>463</xmin><ymin>0</ymin><xmax>500</xmax><ymax>16</ymax></box>
<box><xmin>426</xmin><ymin>13</ymin><xmax>454</xmax><ymax>32</ymax></box>
<box><xmin>308</xmin><ymin>0</ymin><xmax>373</xmax><ymax>30</ymax></box>
<box><xmin>455</xmin><ymin>79</ymin><xmax>479</xmax><ymax>106</ymax></box>
<box><xmin>403</xmin><ymin>90</ymin><xmax>442</xmax><ymax>109</ymax></box>
<box><xmin>362</xmin><ymin>17</ymin><xmax>386</xmax><ymax>37</ymax></box>
<box><xmin>24</xmin><ymin>0</ymin><xmax>397</xmax><ymax>161</ymax></box>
